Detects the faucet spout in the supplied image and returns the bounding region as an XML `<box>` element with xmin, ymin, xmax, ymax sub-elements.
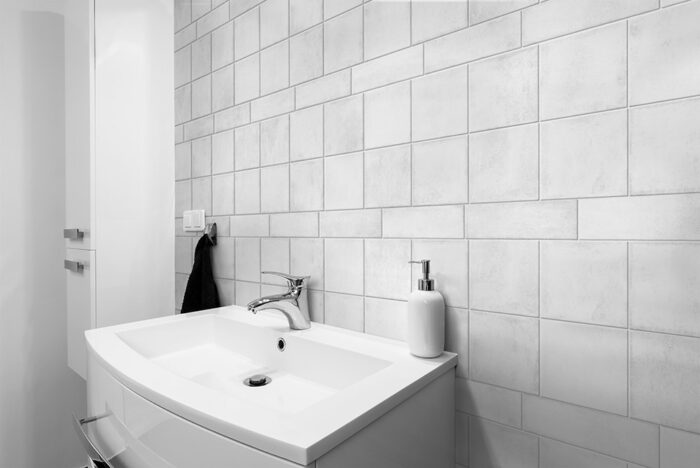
<box><xmin>246</xmin><ymin>272</ymin><xmax>311</xmax><ymax>330</ymax></box>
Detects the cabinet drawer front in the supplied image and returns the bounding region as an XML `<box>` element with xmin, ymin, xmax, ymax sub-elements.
<box><xmin>67</xmin><ymin>248</ymin><xmax>95</xmax><ymax>378</ymax></box>
<box><xmin>87</xmin><ymin>357</ymin><xmax>310</xmax><ymax>468</ymax></box>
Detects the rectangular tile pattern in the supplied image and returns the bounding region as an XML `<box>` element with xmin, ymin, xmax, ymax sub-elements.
<box><xmin>174</xmin><ymin>0</ymin><xmax>700</xmax><ymax>466</ymax></box>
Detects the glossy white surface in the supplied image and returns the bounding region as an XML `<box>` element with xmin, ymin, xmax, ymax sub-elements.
<box><xmin>86</xmin><ymin>306</ymin><xmax>456</xmax><ymax>465</ymax></box>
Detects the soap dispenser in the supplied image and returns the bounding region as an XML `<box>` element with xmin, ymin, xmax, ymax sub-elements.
<box><xmin>407</xmin><ymin>259</ymin><xmax>445</xmax><ymax>358</ymax></box>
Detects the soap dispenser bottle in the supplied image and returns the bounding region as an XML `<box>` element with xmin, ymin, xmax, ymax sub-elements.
<box><xmin>407</xmin><ymin>259</ymin><xmax>445</xmax><ymax>358</ymax></box>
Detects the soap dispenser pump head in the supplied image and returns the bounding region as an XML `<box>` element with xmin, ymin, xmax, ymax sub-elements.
<box><xmin>409</xmin><ymin>259</ymin><xmax>434</xmax><ymax>291</ymax></box>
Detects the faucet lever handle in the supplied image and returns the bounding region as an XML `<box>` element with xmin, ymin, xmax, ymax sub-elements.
<box><xmin>261</xmin><ymin>271</ymin><xmax>310</xmax><ymax>288</ymax></box>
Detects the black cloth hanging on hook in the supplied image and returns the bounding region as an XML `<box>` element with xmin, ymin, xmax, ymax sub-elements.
<box><xmin>181</xmin><ymin>234</ymin><xmax>220</xmax><ymax>313</ymax></box>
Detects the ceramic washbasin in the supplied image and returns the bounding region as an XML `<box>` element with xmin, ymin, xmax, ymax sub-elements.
<box><xmin>85</xmin><ymin>306</ymin><xmax>456</xmax><ymax>464</ymax></box>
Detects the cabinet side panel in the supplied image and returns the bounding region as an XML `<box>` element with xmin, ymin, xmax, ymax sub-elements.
<box><xmin>94</xmin><ymin>0</ymin><xmax>175</xmax><ymax>326</ymax></box>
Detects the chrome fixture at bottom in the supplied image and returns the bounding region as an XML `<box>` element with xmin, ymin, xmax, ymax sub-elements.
<box><xmin>247</xmin><ymin>271</ymin><xmax>311</xmax><ymax>330</ymax></box>
<box><xmin>244</xmin><ymin>374</ymin><xmax>272</xmax><ymax>387</ymax></box>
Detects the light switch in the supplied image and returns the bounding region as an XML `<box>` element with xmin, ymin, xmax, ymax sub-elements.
<box><xmin>183</xmin><ymin>209</ymin><xmax>205</xmax><ymax>231</ymax></box>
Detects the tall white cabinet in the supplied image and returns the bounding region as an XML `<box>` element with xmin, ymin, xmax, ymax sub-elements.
<box><xmin>64</xmin><ymin>0</ymin><xmax>174</xmax><ymax>378</ymax></box>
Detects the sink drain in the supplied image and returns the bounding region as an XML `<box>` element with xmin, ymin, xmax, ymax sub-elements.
<box><xmin>244</xmin><ymin>374</ymin><xmax>271</xmax><ymax>387</ymax></box>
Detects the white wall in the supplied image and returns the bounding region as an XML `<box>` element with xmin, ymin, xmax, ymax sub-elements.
<box><xmin>174</xmin><ymin>0</ymin><xmax>700</xmax><ymax>467</ymax></box>
<box><xmin>0</xmin><ymin>1</ymin><xmax>87</xmax><ymax>467</ymax></box>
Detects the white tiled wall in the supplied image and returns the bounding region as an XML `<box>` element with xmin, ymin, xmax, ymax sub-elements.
<box><xmin>174</xmin><ymin>0</ymin><xmax>700</xmax><ymax>466</ymax></box>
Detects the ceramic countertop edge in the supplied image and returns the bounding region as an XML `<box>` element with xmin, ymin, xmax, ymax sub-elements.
<box><xmin>85</xmin><ymin>308</ymin><xmax>457</xmax><ymax>465</ymax></box>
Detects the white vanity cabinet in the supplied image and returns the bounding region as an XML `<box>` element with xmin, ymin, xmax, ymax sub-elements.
<box><xmin>63</xmin><ymin>0</ymin><xmax>174</xmax><ymax>378</ymax></box>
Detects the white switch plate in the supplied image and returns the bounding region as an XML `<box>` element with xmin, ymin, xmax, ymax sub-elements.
<box><xmin>183</xmin><ymin>209</ymin><xmax>205</xmax><ymax>231</ymax></box>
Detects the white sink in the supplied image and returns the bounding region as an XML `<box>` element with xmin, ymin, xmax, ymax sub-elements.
<box><xmin>86</xmin><ymin>306</ymin><xmax>456</xmax><ymax>465</ymax></box>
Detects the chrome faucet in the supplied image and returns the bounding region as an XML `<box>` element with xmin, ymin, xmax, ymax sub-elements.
<box><xmin>247</xmin><ymin>272</ymin><xmax>311</xmax><ymax>330</ymax></box>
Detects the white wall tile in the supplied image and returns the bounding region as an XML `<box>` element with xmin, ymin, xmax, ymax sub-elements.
<box><xmin>541</xmin><ymin>241</ymin><xmax>627</xmax><ymax>327</ymax></box>
<box><xmin>212</xmin><ymin>173</ymin><xmax>234</xmax><ymax>215</ymax></box>
<box><xmin>290</xmin><ymin>159</ymin><xmax>324</xmax><ymax>211</ymax></box>
<box><xmin>540</xmin><ymin>438</ymin><xmax>626</xmax><ymax>468</ymax></box>
<box><xmin>234</xmin><ymin>7</ymin><xmax>260</xmax><ymax>59</ymax></box>
<box><xmin>260</xmin><ymin>41</ymin><xmax>289</xmax><ymax>96</ymax></box>
<box><xmin>469</xmin><ymin>418</ymin><xmax>539</xmax><ymax>468</ymax></box>
<box><xmin>212</xmin><ymin>21</ymin><xmax>233</xmax><ymax>69</ymax></box>
<box><xmin>175</xmin><ymin>0</ymin><xmax>192</xmax><ymax>31</ymax></box>
<box><xmin>412</xmin><ymin>135</ymin><xmax>468</xmax><ymax>205</ymax></box>
<box><xmin>412</xmin><ymin>65</ymin><xmax>469</xmax><ymax>140</ymax></box>
<box><xmin>319</xmin><ymin>209</ymin><xmax>381</xmax><ymax>238</ymax></box>
<box><xmin>470</xmin><ymin>240</ymin><xmax>538</xmax><ymax>316</ymax></box>
<box><xmin>176</xmin><ymin>23</ymin><xmax>196</xmax><ymax>51</ymax></box>
<box><xmin>215</xmin><ymin>103</ymin><xmax>250</xmax><ymax>132</ymax></box>
<box><xmin>260</xmin><ymin>115</ymin><xmax>289</xmax><ymax>166</ymax></box>
<box><xmin>324</xmin><ymin>7</ymin><xmax>363</xmax><ymax>73</ymax></box>
<box><xmin>630</xmin><ymin>243</ymin><xmax>700</xmax><ymax>338</ymax></box>
<box><xmin>269</xmin><ymin>212</ymin><xmax>319</xmax><ymax>237</ymax></box>
<box><xmin>250</xmin><ymin>88</ymin><xmax>294</xmax><ymax>121</ymax></box>
<box><xmin>191</xmin><ymin>75</ymin><xmax>212</xmax><ymax>119</ymax></box>
<box><xmin>363</xmin><ymin>0</ymin><xmax>410</xmax><ymax>60</ymax></box>
<box><xmin>175</xmin><ymin>85</ymin><xmax>192</xmax><ymax>124</ymax></box>
<box><xmin>212</xmin><ymin>65</ymin><xmax>234</xmax><ymax>112</ymax></box>
<box><xmin>290</xmin><ymin>105</ymin><xmax>323</xmax><ymax>161</ymax></box>
<box><xmin>234</xmin><ymin>169</ymin><xmax>260</xmax><ymax>214</ymax></box>
<box><xmin>425</xmin><ymin>12</ymin><xmax>521</xmax><ymax>73</ymax></box>
<box><xmin>290</xmin><ymin>25</ymin><xmax>323</xmax><ymax>85</ymax></box>
<box><xmin>260</xmin><ymin>0</ymin><xmax>288</xmax><ymax>48</ymax></box>
<box><xmin>290</xmin><ymin>238</ymin><xmax>324</xmax><ymax>289</ymax></box>
<box><xmin>629</xmin><ymin>1</ymin><xmax>700</xmax><ymax>105</ymax></box>
<box><xmin>216</xmin><ymin>278</ymin><xmax>235</xmax><ymax>306</ymax></box>
<box><xmin>175</xmin><ymin>46</ymin><xmax>191</xmax><ymax>88</ymax></box>
<box><xmin>175</xmin><ymin>237</ymin><xmax>193</xmax><ymax>274</ymax></box>
<box><xmin>467</xmin><ymin>200</ymin><xmax>577</xmax><ymax>239</ymax></box>
<box><xmin>235</xmin><ymin>237</ymin><xmax>260</xmax><ymax>282</ymax></box>
<box><xmin>175</xmin><ymin>142</ymin><xmax>192</xmax><ymax>181</ymax></box>
<box><xmin>192</xmin><ymin>176</ymin><xmax>212</xmax><ymax>214</ymax></box>
<box><xmin>364</xmin><ymin>145</ymin><xmax>411</xmax><ymax>208</ymax></box>
<box><xmin>469</xmin><ymin>0</ymin><xmax>536</xmax><ymax>25</ymax></box>
<box><xmin>469</xmin><ymin>48</ymin><xmax>537</xmax><ymax>131</ymax></box>
<box><xmin>445</xmin><ymin>307</ymin><xmax>468</xmax><ymax>377</ymax></box>
<box><xmin>411</xmin><ymin>0</ymin><xmax>468</xmax><ymax>43</ymax></box>
<box><xmin>184</xmin><ymin>115</ymin><xmax>214</xmax><ymax>140</ymax></box>
<box><xmin>324</xmin><ymin>95</ymin><xmax>363</xmax><ymax>155</ymax></box>
<box><xmin>260</xmin><ymin>164</ymin><xmax>289</xmax><ymax>213</ymax></box>
<box><xmin>661</xmin><ymin>427</ymin><xmax>700</xmax><ymax>468</ymax></box>
<box><xmin>196</xmin><ymin>3</ymin><xmax>228</xmax><ymax>36</ymax></box>
<box><xmin>230</xmin><ymin>214</ymin><xmax>269</xmax><ymax>237</ymax></box>
<box><xmin>364</xmin><ymin>297</ymin><xmax>407</xmax><ymax>341</ymax></box>
<box><xmin>383</xmin><ymin>206</ymin><xmax>464</xmax><ymax>239</ymax></box>
<box><xmin>469</xmin><ymin>124</ymin><xmax>538</xmax><ymax>203</ymax></box>
<box><xmin>290</xmin><ymin>0</ymin><xmax>322</xmax><ymax>35</ymax></box>
<box><xmin>364</xmin><ymin>82</ymin><xmax>411</xmax><ymax>149</ymax></box>
<box><xmin>234</xmin><ymin>123</ymin><xmax>260</xmax><ymax>170</ymax></box>
<box><xmin>176</xmin><ymin>180</ymin><xmax>192</xmax><ymax>215</ymax></box>
<box><xmin>579</xmin><ymin>194</ymin><xmax>700</xmax><ymax>240</ymax></box>
<box><xmin>364</xmin><ymin>239</ymin><xmax>411</xmax><ymax>300</ymax></box>
<box><xmin>522</xmin><ymin>0</ymin><xmax>658</xmax><ymax>45</ymax></box>
<box><xmin>352</xmin><ymin>45</ymin><xmax>423</xmax><ymax>92</ymax></box>
<box><xmin>541</xmin><ymin>110</ymin><xmax>627</xmax><ymax>198</ymax></box>
<box><xmin>630</xmin><ymin>331</ymin><xmax>700</xmax><ymax>433</ymax></box>
<box><xmin>630</xmin><ymin>98</ymin><xmax>700</xmax><ymax>195</ymax></box>
<box><xmin>324</xmin><ymin>292</ymin><xmax>364</xmax><ymax>332</ymax></box>
<box><xmin>192</xmin><ymin>35</ymin><xmax>212</xmax><ymax>80</ymax></box>
<box><xmin>211</xmin><ymin>131</ymin><xmax>233</xmax><ymax>174</ymax></box>
<box><xmin>540</xmin><ymin>23</ymin><xmax>626</xmax><ymax>120</ymax></box>
<box><xmin>470</xmin><ymin>310</ymin><xmax>539</xmax><ymax>393</ymax></box>
<box><xmin>212</xmin><ymin>237</ymin><xmax>235</xmax><ymax>279</ymax></box>
<box><xmin>522</xmin><ymin>395</ymin><xmax>659</xmax><ymax>468</ymax></box>
<box><xmin>234</xmin><ymin>53</ymin><xmax>260</xmax><ymax>103</ymax></box>
<box><xmin>324</xmin><ymin>152</ymin><xmax>363</xmax><ymax>210</ymax></box>
<box><xmin>192</xmin><ymin>137</ymin><xmax>212</xmax><ymax>177</ymax></box>
<box><xmin>325</xmin><ymin>238</ymin><xmax>363</xmax><ymax>295</ymax></box>
<box><xmin>261</xmin><ymin>237</ymin><xmax>290</xmax><ymax>285</ymax></box>
<box><xmin>456</xmin><ymin>379</ymin><xmax>521</xmax><ymax>428</ymax></box>
<box><xmin>541</xmin><ymin>320</ymin><xmax>628</xmax><ymax>415</ymax></box>
<box><xmin>235</xmin><ymin>281</ymin><xmax>260</xmax><ymax>306</ymax></box>
<box><xmin>324</xmin><ymin>0</ymin><xmax>361</xmax><ymax>19</ymax></box>
<box><xmin>412</xmin><ymin>240</ymin><xmax>469</xmax><ymax>309</ymax></box>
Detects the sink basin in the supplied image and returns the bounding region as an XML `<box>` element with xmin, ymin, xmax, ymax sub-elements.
<box><xmin>86</xmin><ymin>306</ymin><xmax>456</xmax><ymax>464</ymax></box>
